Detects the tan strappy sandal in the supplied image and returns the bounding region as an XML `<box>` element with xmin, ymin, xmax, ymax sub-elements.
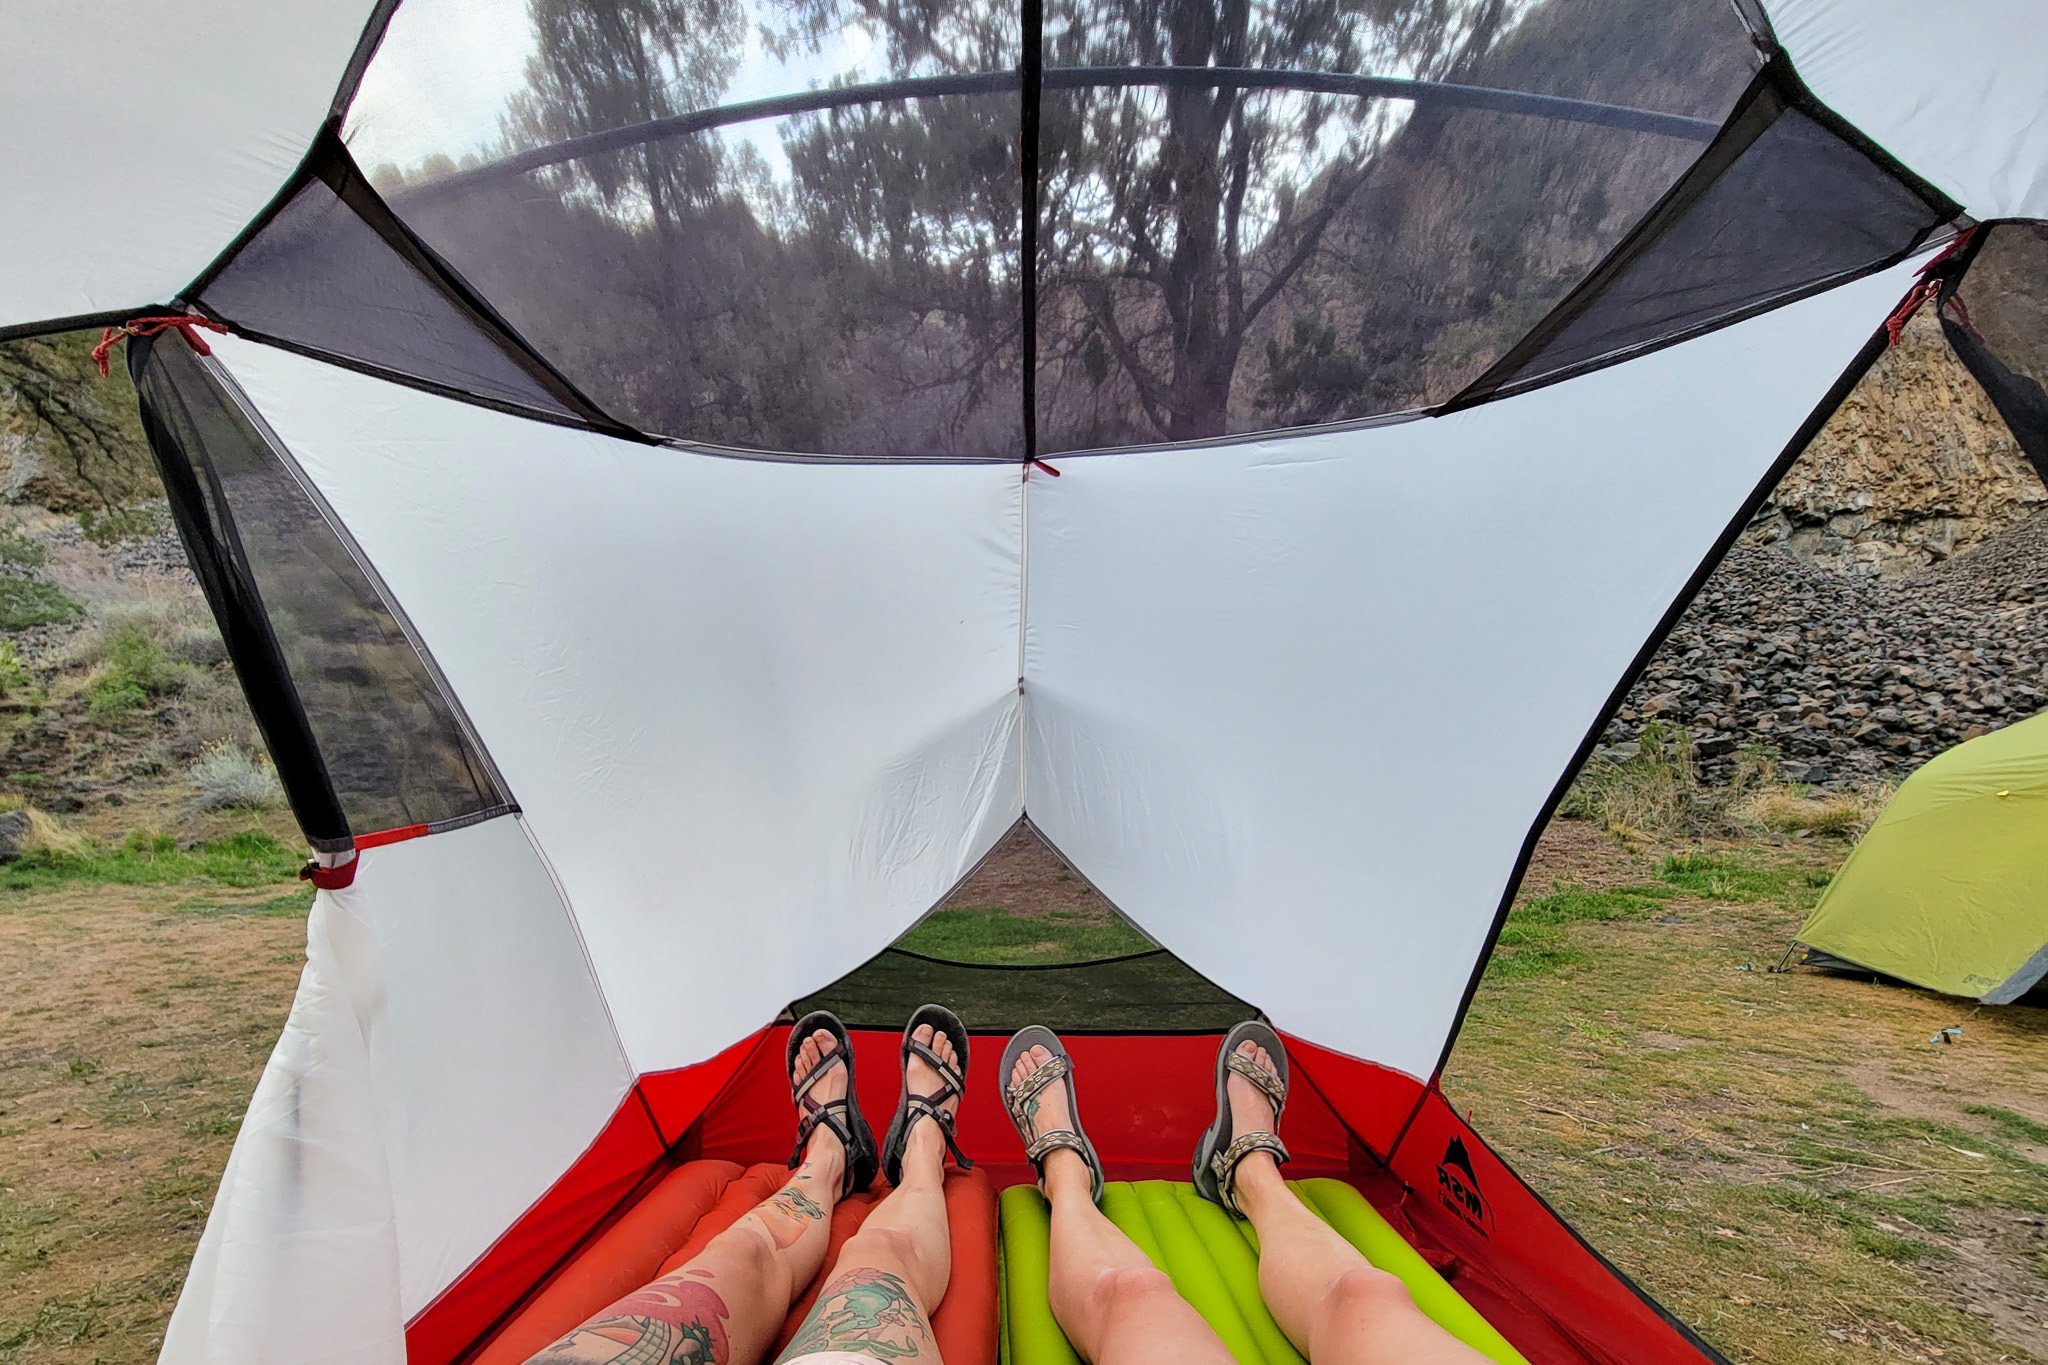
<box><xmin>1192</xmin><ymin>1020</ymin><xmax>1291</xmax><ymax>1216</ymax></box>
<box><xmin>1000</xmin><ymin>1024</ymin><xmax>1105</xmax><ymax>1204</ymax></box>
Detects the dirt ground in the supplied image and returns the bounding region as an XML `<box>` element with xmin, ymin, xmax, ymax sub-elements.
<box><xmin>1448</xmin><ymin>821</ymin><xmax>2048</xmax><ymax>1365</ymax></box>
<box><xmin>1</xmin><ymin>821</ymin><xmax>2043</xmax><ymax>1364</ymax></box>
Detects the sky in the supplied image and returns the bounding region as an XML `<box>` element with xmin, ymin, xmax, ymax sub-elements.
<box><xmin>344</xmin><ymin>0</ymin><xmax>882</xmax><ymax>185</ymax></box>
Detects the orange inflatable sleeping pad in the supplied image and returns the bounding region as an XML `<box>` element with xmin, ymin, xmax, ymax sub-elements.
<box><xmin>470</xmin><ymin>1160</ymin><xmax>998</xmax><ymax>1365</ymax></box>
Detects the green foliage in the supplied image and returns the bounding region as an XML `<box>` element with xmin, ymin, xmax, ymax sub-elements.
<box><xmin>0</xmin><ymin>577</ymin><xmax>81</xmax><ymax>631</ymax></box>
<box><xmin>896</xmin><ymin>906</ymin><xmax>1153</xmax><ymax>965</ymax></box>
<box><xmin>77</xmin><ymin>505</ymin><xmax>163</xmax><ymax>547</ymax></box>
<box><xmin>1657</xmin><ymin>853</ymin><xmax>1831</xmax><ymax>907</ymax></box>
<box><xmin>1966</xmin><ymin>1105</ymin><xmax>2048</xmax><ymax>1147</ymax></box>
<box><xmin>0</xmin><ymin>330</ymin><xmax>154</xmax><ymax>513</ymax></box>
<box><xmin>0</xmin><ymin>829</ymin><xmax>301</xmax><ymax>892</ymax></box>
<box><xmin>1561</xmin><ymin>720</ymin><xmax>1700</xmax><ymax>836</ymax></box>
<box><xmin>86</xmin><ymin>624</ymin><xmax>191</xmax><ymax>716</ymax></box>
<box><xmin>0</xmin><ymin>641</ymin><xmax>28</xmax><ymax>698</ymax></box>
<box><xmin>0</xmin><ymin>530</ymin><xmax>47</xmax><ymax>567</ymax></box>
<box><xmin>1262</xmin><ymin>315</ymin><xmax>1370</xmax><ymax>425</ymax></box>
<box><xmin>1486</xmin><ymin>883</ymin><xmax>1676</xmax><ymax>980</ymax></box>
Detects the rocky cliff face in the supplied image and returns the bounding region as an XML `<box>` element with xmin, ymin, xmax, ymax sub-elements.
<box><xmin>1748</xmin><ymin>311</ymin><xmax>2046</xmax><ymax>575</ymax></box>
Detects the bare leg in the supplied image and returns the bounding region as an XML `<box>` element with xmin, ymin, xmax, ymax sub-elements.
<box><xmin>776</xmin><ymin>1022</ymin><xmax>961</xmax><ymax>1362</ymax></box>
<box><xmin>527</xmin><ymin>1029</ymin><xmax>849</xmax><ymax>1365</ymax></box>
<box><xmin>1226</xmin><ymin>1039</ymin><xmax>1489</xmax><ymax>1365</ymax></box>
<box><xmin>1010</xmin><ymin>1044</ymin><xmax>1233</xmax><ymax>1365</ymax></box>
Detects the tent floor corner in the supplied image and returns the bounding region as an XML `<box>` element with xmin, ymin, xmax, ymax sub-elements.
<box><xmin>410</xmin><ymin>1025</ymin><xmax>1728</xmax><ymax>1365</ymax></box>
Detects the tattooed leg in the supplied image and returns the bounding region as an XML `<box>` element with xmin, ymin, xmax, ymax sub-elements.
<box><xmin>526</xmin><ymin>1029</ymin><xmax>851</xmax><ymax>1365</ymax></box>
<box><xmin>775</xmin><ymin>1022</ymin><xmax>961</xmax><ymax>1362</ymax></box>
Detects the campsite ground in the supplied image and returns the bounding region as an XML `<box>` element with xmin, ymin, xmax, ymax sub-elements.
<box><xmin>1</xmin><ymin>821</ymin><xmax>2044</xmax><ymax>1364</ymax></box>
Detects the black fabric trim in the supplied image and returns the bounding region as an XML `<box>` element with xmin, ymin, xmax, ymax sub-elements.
<box><xmin>1423</xmin><ymin>318</ymin><xmax>1899</xmax><ymax>1085</ymax></box>
<box><xmin>328</xmin><ymin>0</ymin><xmax>406</xmax><ymax>121</ymax></box>
<box><xmin>129</xmin><ymin>334</ymin><xmax>352</xmax><ymax>848</ymax></box>
<box><xmin>1938</xmin><ymin>222</ymin><xmax>2048</xmax><ymax>489</ymax></box>
<box><xmin>401</xmin><ymin>65</ymin><xmax>1717</xmax><ymax>207</ymax></box>
<box><xmin>1020</xmin><ymin>0</ymin><xmax>1044</xmax><ymax>464</ymax></box>
<box><xmin>879</xmin><ymin>946</ymin><xmax>1170</xmax><ymax>972</ymax></box>
<box><xmin>408</xmin><ymin>804</ymin><xmax>522</xmax><ymax>840</ymax></box>
<box><xmin>196</xmin><ymin>324</ymin><xmax>630</xmax><ymax>436</ymax></box>
<box><xmin>181</xmin><ymin>126</ymin><xmax>331</xmax><ymax>303</ymax></box>
<box><xmin>0</xmin><ymin>309</ymin><xmax>156</xmax><ymax>345</ymax></box>
<box><xmin>1443</xmin><ymin>53</ymin><xmax>1961</xmax><ymax>413</ymax></box>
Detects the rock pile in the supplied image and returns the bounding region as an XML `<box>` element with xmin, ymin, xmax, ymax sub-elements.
<box><xmin>1599</xmin><ymin>512</ymin><xmax>2048</xmax><ymax>787</ymax></box>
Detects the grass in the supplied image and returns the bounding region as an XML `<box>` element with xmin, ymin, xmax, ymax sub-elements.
<box><xmin>896</xmin><ymin>905</ymin><xmax>1155</xmax><ymax>964</ymax></box>
<box><xmin>0</xmin><ymin>829</ymin><xmax>300</xmax><ymax>893</ymax></box>
<box><xmin>1448</xmin><ymin>822</ymin><xmax>2048</xmax><ymax>1365</ymax></box>
<box><xmin>1486</xmin><ymin>883</ymin><xmax>1675</xmax><ymax>980</ymax></box>
<box><xmin>1565</xmin><ymin>721</ymin><xmax>1888</xmax><ymax>843</ymax></box>
<box><xmin>0</xmin><ymin>578</ymin><xmax>82</xmax><ymax>631</ymax></box>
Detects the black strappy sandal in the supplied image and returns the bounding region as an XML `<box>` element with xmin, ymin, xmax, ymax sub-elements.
<box><xmin>1000</xmin><ymin>1024</ymin><xmax>1105</xmax><ymax>1205</ymax></box>
<box><xmin>1192</xmin><ymin>1020</ymin><xmax>1291</xmax><ymax>1217</ymax></box>
<box><xmin>881</xmin><ymin>1003</ymin><xmax>974</xmax><ymax>1186</ymax></box>
<box><xmin>786</xmin><ymin>1010</ymin><xmax>878</xmax><ymax>1197</ymax></box>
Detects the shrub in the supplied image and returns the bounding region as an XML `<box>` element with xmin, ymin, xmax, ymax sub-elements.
<box><xmin>77</xmin><ymin>506</ymin><xmax>163</xmax><ymax>547</ymax></box>
<box><xmin>1561</xmin><ymin>720</ymin><xmax>1702</xmax><ymax>837</ymax></box>
<box><xmin>85</xmin><ymin>624</ymin><xmax>191</xmax><ymax>716</ymax></box>
<box><xmin>0</xmin><ymin>577</ymin><xmax>82</xmax><ymax>630</ymax></box>
<box><xmin>190</xmin><ymin>743</ymin><xmax>283</xmax><ymax>812</ymax></box>
<box><xmin>0</xmin><ymin>530</ymin><xmax>48</xmax><ymax>567</ymax></box>
<box><xmin>0</xmin><ymin>641</ymin><xmax>27</xmax><ymax>698</ymax></box>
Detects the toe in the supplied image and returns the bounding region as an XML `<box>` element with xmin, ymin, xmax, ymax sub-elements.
<box><xmin>913</xmin><ymin>1022</ymin><xmax>935</xmax><ymax>1055</ymax></box>
<box><xmin>814</xmin><ymin>1027</ymin><xmax>838</xmax><ymax>1059</ymax></box>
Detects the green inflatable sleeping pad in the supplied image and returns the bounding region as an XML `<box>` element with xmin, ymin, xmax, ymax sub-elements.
<box><xmin>997</xmin><ymin>1179</ymin><xmax>1528</xmax><ymax>1365</ymax></box>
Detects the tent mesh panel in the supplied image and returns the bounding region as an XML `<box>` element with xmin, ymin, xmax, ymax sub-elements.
<box><xmin>133</xmin><ymin>336</ymin><xmax>509</xmax><ymax>842</ymax></box>
<box><xmin>1451</xmin><ymin>60</ymin><xmax>1958</xmax><ymax>406</ymax></box>
<box><xmin>338</xmin><ymin>0</ymin><xmax>1759</xmax><ymax>455</ymax></box>
<box><xmin>197</xmin><ymin>144</ymin><xmax>591</xmax><ymax>422</ymax></box>
<box><xmin>793</xmin><ymin>825</ymin><xmax>1253</xmax><ymax>1031</ymax></box>
<box><xmin>1942</xmin><ymin>222</ymin><xmax>2048</xmax><ymax>488</ymax></box>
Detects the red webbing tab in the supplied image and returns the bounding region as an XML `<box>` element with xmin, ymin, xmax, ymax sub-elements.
<box><xmin>300</xmin><ymin>855</ymin><xmax>358</xmax><ymax>891</ymax></box>
<box><xmin>355</xmin><ymin>823</ymin><xmax>430</xmax><ymax>851</ymax></box>
<box><xmin>1028</xmin><ymin>458</ymin><xmax>1062</xmax><ymax>477</ymax></box>
<box><xmin>90</xmin><ymin>315</ymin><xmax>231</xmax><ymax>377</ymax></box>
<box><xmin>1884</xmin><ymin>276</ymin><xmax>1942</xmax><ymax>347</ymax></box>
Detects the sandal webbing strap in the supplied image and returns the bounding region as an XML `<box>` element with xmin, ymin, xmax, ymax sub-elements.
<box><xmin>1025</xmin><ymin>1128</ymin><xmax>1089</xmax><ymax>1164</ymax></box>
<box><xmin>1211</xmin><ymin>1130</ymin><xmax>1290</xmax><ymax>1216</ymax></box>
<box><xmin>1005</xmin><ymin>1053</ymin><xmax>1069</xmax><ymax>1113</ymax></box>
<box><xmin>908</xmin><ymin>1038</ymin><xmax>965</xmax><ymax>1101</ymax></box>
<box><xmin>793</xmin><ymin>1049</ymin><xmax>846</xmax><ymax>1104</ymax></box>
<box><xmin>1227</xmin><ymin>1051</ymin><xmax>1288</xmax><ymax>1115</ymax></box>
<box><xmin>906</xmin><ymin>1094</ymin><xmax>973</xmax><ymax>1168</ymax></box>
<box><xmin>789</xmin><ymin>1098</ymin><xmax>855</xmax><ymax>1168</ymax></box>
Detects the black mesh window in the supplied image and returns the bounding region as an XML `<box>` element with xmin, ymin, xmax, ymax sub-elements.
<box><xmin>1032</xmin><ymin>0</ymin><xmax>1756</xmax><ymax>451</ymax></box>
<box><xmin>132</xmin><ymin>334</ymin><xmax>510</xmax><ymax>846</ymax></box>
<box><xmin>197</xmin><ymin>142</ymin><xmax>604</xmax><ymax>425</ymax></box>
<box><xmin>1942</xmin><ymin>223</ymin><xmax>2048</xmax><ymax>487</ymax></box>
<box><xmin>386</xmin><ymin>95</ymin><xmax>1025</xmax><ymax>458</ymax></box>
<box><xmin>1452</xmin><ymin>62</ymin><xmax>1959</xmax><ymax>406</ymax></box>
<box><xmin>793</xmin><ymin>824</ymin><xmax>1253</xmax><ymax>1032</ymax></box>
<box><xmin>334</xmin><ymin>0</ymin><xmax>1763</xmax><ymax>456</ymax></box>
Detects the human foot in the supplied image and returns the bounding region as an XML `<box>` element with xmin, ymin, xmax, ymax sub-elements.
<box><xmin>1193</xmin><ymin>1021</ymin><xmax>1290</xmax><ymax>1216</ymax></box>
<box><xmin>792</xmin><ymin>1027</ymin><xmax>849</xmax><ymax>1171</ymax></box>
<box><xmin>787</xmin><ymin>1009</ymin><xmax>878</xmax><ymax>1195</ymax></box>
<box><xmin>883</xmin><ymin>1004</ymin><xmax>972</xmax><ymax>1186</ymax></box>
<box><xmin>1224</xmin><ymin>1037</ymin><xmax>1286</xmax><ymax>1189</ymax></box>
<box><xmin>1001</xmin><ymin>1025</ymin><xmax>1104</xmax><ymax>1203</ymax></box>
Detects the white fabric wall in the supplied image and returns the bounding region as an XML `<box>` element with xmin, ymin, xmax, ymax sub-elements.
<box><xmin>1765</xmin><ymin>0</ymin><xmax>2048</xmax><ymax>220</ymax></box>
<box><xmin>162</xmin><ymin>815</ymin><xmax>628</xmax><ymax>1363</ymax></box>
<box><xmin>1023</xmin><ymin>261</ymin><xmax>1921</xmax><ymax>1079</ymax></box>
<box><xmin>0</xmin><ymin>3</ymin><xmax>374</xmax><ymax>329</ymax></box>
<box><xmin>209</xmin><ymin>335</ymin><xmax>1025</xmax><ymax>1075</ymax></box>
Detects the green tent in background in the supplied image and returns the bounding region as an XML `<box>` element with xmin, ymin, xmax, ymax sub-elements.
<box><xmin>1795</xmin><ymin>712</ymin><xmax>2048</xmax><ymax>1004</ymax></box>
